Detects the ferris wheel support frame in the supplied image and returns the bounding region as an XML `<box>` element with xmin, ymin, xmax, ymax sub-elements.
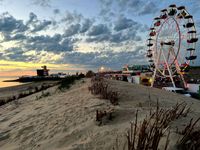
<box><xmin>171</xmin><ymin>47</ymin><xmax>187</xmax><ymax>88</ymax></box>
<box><xmin>151</xmin><ymin>44</ymin><xmax>176</xmax><ymax>88</ymax></box>
<box><xmin>151</xmin><ymin>43</ymin><xmax>188</xmax><ymax>88</ymax></box>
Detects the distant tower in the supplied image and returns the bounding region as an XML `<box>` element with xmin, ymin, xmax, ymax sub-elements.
<box><xmin>37</xmin><ymin>65</ymin><xmax>50</xmax><ymax>76</ymax></box>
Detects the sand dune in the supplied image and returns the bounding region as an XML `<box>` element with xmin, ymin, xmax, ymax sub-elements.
<box><xmin>0</xmin><ymin>79</ymin><xmax>200</xmax><ymax>150</ymax></box>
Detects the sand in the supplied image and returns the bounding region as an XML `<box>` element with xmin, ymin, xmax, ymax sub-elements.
<box><xmin>0</xmin><ymin>78</ymin><xmax>200</xmax><ymax>150</ymax></box>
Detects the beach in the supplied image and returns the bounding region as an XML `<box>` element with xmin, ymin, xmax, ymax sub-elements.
<box><xmin>0</xmin><ymin>78</ymin><xmax>200</xmax><ymax>150</ymax></box>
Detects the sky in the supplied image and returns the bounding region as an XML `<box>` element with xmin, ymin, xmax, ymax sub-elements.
<box><xmin>0</xmin><ymin>0</ymin><xmax>199</xmax><ymax>76</ymax></box>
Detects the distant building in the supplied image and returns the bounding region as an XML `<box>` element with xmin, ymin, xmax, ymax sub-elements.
<box><xmin>37</xmin><ymin>66</ymin><xmax>49</xmax><ymax>76</ymax></box>
<box><xmin>50</xmin><ymin>72</ymin><xmax>68</xmax><ymax>78</ymax></box>
<box><xmin>122</xmin><ymin>65</ymin><xmax>150</xmax><ymax>74</ymax></box>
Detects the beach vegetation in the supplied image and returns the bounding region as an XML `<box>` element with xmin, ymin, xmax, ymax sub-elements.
<box><xmin>36</xmin><ymin>91</ymin><xmax>51</xmax><ymax>100</ymax></box>
<box><xmin>58</xmin><ymin>75</ymin><xmax>84</xmax><ymax>91</ymax></box>
<box><xmin>176</xmin><ymin>117</ymin><xmax>200</xmax><ymax>150</ymax></box>
<box><xmin>86</xmin><ymin>70</ymin><xmax>95</xmax><ymax>78</ymax></box>
<box><xmin>113</xmin><ymin>101</ymin><xmax>199</xmax><ymax>150</ymax></box>
<box><xmin>89</xmin><ymin>77</ymin><xmax>119</xmax><ymax>105</ymax></box>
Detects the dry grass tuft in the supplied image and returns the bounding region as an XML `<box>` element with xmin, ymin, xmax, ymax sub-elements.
<box><xmin>176</xmin><ymin>117</ymin><xmax>200</xmax><ymax>150</ymax></box>
<box><xmin>96</xmin><ymin>108</ymin><xmax>114</xmax><ymax>125</ymax></box>
<box><xmin>89</xmin><ymin>77</ymin><xmax>119</xmax><ymax>105</ymax></box>
<box><xmin>114</xmin><ymin>101</ymin><xmax>191</xmax><ymax>150</ymax></box>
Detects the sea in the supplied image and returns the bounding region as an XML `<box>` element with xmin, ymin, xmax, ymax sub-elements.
<box><xmin>0</xmin><ymin>76</ymin><xmax>24</xmax><ymax>88</ymax></box>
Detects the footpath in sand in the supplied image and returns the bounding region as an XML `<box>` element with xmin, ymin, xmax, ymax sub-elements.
<box><xmin>0</xmin><ymin>79</ymin><xmax>200</xmax><ymax>150</ymax></box>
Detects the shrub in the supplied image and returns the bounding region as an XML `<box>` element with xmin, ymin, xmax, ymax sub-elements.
<box><xmin>58</xmin><ymin>75</ymin><xmax>83</xmax><ymax>91</ymax></box>
<box><xmin>96</xmin><ymin>108</ymin><xmax>114</xmax><ymax>125</ymax></box>
<box><xmin>113</xmin><ymin>102</ymin><xmax>191</xmax><ymax>150</ymax></box>
<box><xmin>176</xmin><ymin>117</ymin><xmax>200</xmax><ymax>150</ymax></box>
<box><xmin>89</xmin><ymin>77</ymin><xmax>119</xmax><ymax>105</ymax></box>
<box><xmin>86</xmin><ymin>70</ymin><xmax>95</xmax><ymax>78</ymax></box>
<box><xmin>36</xmin><ymin>91</ymin><xmax>51</xmax><ymax>100</ymax></box>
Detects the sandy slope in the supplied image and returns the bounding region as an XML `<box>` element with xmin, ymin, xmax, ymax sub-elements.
<box><xmin>0</xmin><ymin>79</ymin><xmax>200</xmax><ymax>150</ymax></box>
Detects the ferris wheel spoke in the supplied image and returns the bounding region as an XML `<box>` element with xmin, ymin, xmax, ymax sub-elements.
<box><xmin>173</xmin><ymin>30</ymin><xmax>179</xmax><ymax>39</ymax></box>
<box><xmin>170</xmin><ymin>49</ymin><xmax>182</xmax><ymax>72</ymax></box>
<box><xmin>173</xmin><ymin>45</ymin><xmax>186</xmax><ymax>65</ymax></box>
<box><xmin>161</xmin><ymin>46</ymin><xmax>176</xmax><ymax>87</ymax></box>
<box><xmin>180</xmin><ymin>33</ymin><xmax>188</xmax><ymax>40</ymax></box>
<box><xmin>174</xmin><ymin>37</ymin><xmax>180</xmax><ymax>42</ymax></box>
<box><xmin>178</xmin><ymin>21</ymin><xmax>185</xmax><ymax>29</ymax></box>
<box><xmin>167</xmin><ymin>25</ymin><xmax>177</xmax><ymax>40</ymax></box>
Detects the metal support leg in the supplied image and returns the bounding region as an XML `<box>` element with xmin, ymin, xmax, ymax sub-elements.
<box><xmin>161</xmin><ymin>46</ymin><xmax>176</xmax><ymax>88</ymax></box>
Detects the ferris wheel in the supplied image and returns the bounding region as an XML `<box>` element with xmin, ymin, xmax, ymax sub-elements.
<box><xmin>147</xmin><ymin>4</ymin><xmax>198</xmax><ymax>88</ymax></box>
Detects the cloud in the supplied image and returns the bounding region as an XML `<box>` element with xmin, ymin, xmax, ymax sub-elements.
<box><xmin>128</xmin><ymin>0</ymin><xmax>143</xmax><ymax>9</ymax></box>
<box><xmin>61</xmin><ymin>11</ymin><xmax>83</xmax><ymax>24</ymax></box>
<box><xmin>87</xmin><ymin>24</ymin><xmax>110</xmax><ymax>36</ymax></box>
<box><xmin>99</xmin><ymin>0</ymin><xmax>113</xmax><ymax>16</ymax></box>
<box><xmin>0</xmin><ymin>12</ymin><xmax>53</xmax><ymax>44</ymax></box>
<box><xmin>86</xmin><ymin>18</ymin><xmax>145</xmax><ymax>43</ymax></box>
<box><xmin>0</xmin><ymin>0</ymin><xmax>4</xmax><ymax>5</ymax></box>
<box><xmin>0</xmin><ymin>12</ymin><xmax>52</xmax><ymax>37</ymax></box>
<box><xmin>31</xmin><ymin>20</ymin><xmax>52</xmax><ymax>32</ymax></box>
<box><xmin>86</xmin><ymin>29</ymin><xmax>140</xmax><ymax>43</ymax></box>
<box><xmin>86</xmin><ymin>34</ymin><xmax>110</xmax><ymax>43</ymax></box>
<box><xmin>114</xmin><ymin>16</ymin><xmax>140</xmax><ymax>31</ymax></box>
<box><xmin>60</xmin><ymin>11</ymin><xmax>93</xmax><ymax>34</ymax></box>
<box><xmin>18</xmin><ymin>39</ymin><xmax>144</xmax><ymax>69</ymax></box>
<box><xmin>138</xmin><ymin>1</ymin><xmax>158</xmax><ymax>15</ymax></box>
<box><xmin>99</xmin><ymin>0</ymin><xmax>157</xmax><ymax>18</ymax></box>
<box><xmin>80</xmin><ymin>18</ymin><xmax>93</xmax><ymax>33</ymax></box>
<box><xmin>4</xmin><ymin>33</ymin><xmax>26</xmax><ymax>41</ymax></box>
<box><xmin>63</xmin><ymin>24</ymin><xmax>81</xmax><ymax>37</ymax></box>
<box><xmin>2</xmin><ymin>46</ymin><xmax>65</xmax><ymax>63</ymax></box>
<box><xmin>0</xmin><ymin>5</ymin><xmax>150</xmax><ymax>70</ymax></box>
<box><xmin>0</xmin><ymin>12</ymin><xmax>27</xmax><ymax>34</ymax></box>
<box><xmin>24</xmin><ymin>34</ymin><xmax>74</xmax><ymax>53</ymax></box>
<box><xmin>0</xmin><ymin>12</ymin><xmax>80</xmax><ymax>55</ymax></box>
<box><xmin>32</xmin><ymin>0</ymin><xmax>51</xmax><ymax>7</ymax></box>
<box><xmin>3</xmin><ymin>47</ymin><xmax>27</xmax><ymax>61</ymax></box>
<box><xmin>27</xmin><ymin>12</ymin><xmax>52</xmax><ymax>32</ymax></box>
<box><xmin>26</xmin><ymin>12</ymin><xmax>38</xmax><ymax>25</ymax></box>
<box><xmin>61</xmin><ymin>48</ymin><xmax>147</xmax><ymax>69</ymax></box>
<box><xmin>53</xmin><ymin>9</ymin><xmax>60</xmax><ymax>15</ymax></box>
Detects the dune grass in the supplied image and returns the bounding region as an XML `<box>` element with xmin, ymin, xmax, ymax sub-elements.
<box><xmin>176</xmin><ymin>117</ymin><xmax>200</xmax><ymax>150</ymax></box>
<box><xmin>0</xmin><ymin>83</ymin><xmax>55</xmax><ymax>106</ymax></box>
<box><xmin>58</xmin><ymin>75</ymin><xmax>84</xmax><ymax>91</ymax></box>
<box><xmin>113</xmin><ymin>101</ymin><xmax>194</xmax><ymax>150</ymax></box>
<box><xmin>88</xmin><ymin>77</ymin><xmax>119</xmax><ymax>105</ymax></box>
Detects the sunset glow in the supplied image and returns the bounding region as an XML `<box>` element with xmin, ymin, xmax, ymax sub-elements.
<box><xmin>0</xmin><ymin>60</ymin><xmax>87</xmax><ymax>77</ymax></box>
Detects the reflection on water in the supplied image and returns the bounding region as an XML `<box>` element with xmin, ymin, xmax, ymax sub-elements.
<box><xmin>0</xmin><ymin>77</ymin><xmax>24</xmax><ymax>88</ymax></box>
